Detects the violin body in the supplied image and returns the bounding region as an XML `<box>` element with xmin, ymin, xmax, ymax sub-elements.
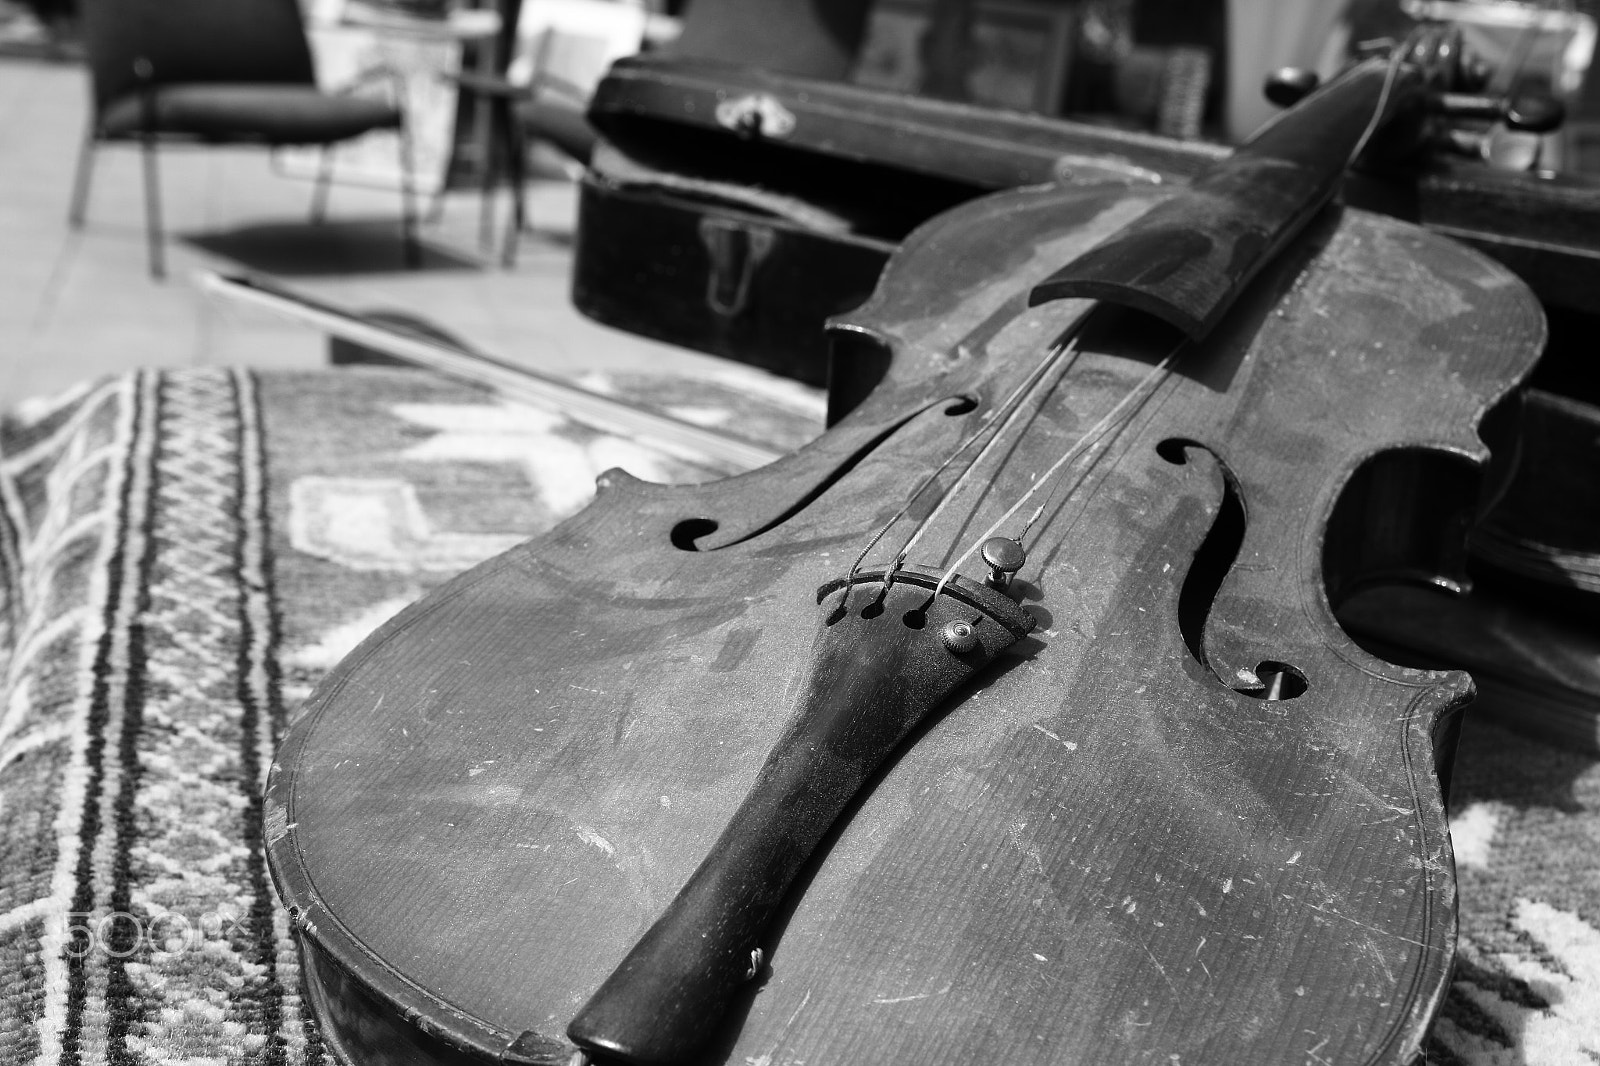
<box><xmin>266</xmin><ymin>50</ymin><xmax>1546</xmax><ymax>1066</ymax></box>
<box><xmin>267</xmin><ymin>191</ymin><xmax>1540</xmax><ymax>1066</ymax></box>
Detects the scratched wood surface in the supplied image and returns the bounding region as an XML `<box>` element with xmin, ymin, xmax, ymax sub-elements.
<box><xmin>267</xmin><ymin>182</ymin><xmax>1544</xmax><ymax>1065</ymax></box>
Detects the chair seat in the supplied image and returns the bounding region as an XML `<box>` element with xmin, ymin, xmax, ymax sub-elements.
<box><xmin>100</xmin><ymin>84</ymin><xmax>402</xmax><ymax>144</ymax></box>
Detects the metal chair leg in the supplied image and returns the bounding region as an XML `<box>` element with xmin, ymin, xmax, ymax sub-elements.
<box><xmin>500</xmin><ymin>103</ymin><xmax>528</xmax><ymax>269</ymax></box>
<box><xmin>141</xmin><ymin>133</ymin><xmax>165</xmax><ymax>279</ymax></box>
<box><xmin>395</xmin><ymin>119</ymin><xmax>421</xmax><ymax>268</ymax></box>
<box><xmin>133</xmin><ymin>62</ymin><xmax>166</xmax><ymax>279</ymax></box>
<box><xmin>310</xmin><ymin>144</ymin><xmax>335</xmax><ymax>223</ymax></box>
<box><xmin>424</xmin><ymin>186</ymin><xmax>448</xmax><ymax>224</ymax></box>
<box><xmin>477</xmin><ymin>98</ymin><xmax>500</xmax><ymax>255</ymax></box>
<box><xmin>68</xmin><ymin>121</ymin><xmax>97</xmax><ymax>227</ymax></box>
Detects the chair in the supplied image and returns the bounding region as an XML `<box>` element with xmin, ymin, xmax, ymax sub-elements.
<box><xmin>462</xmin><ymin>0</ymin><xmax>649</xmax><ymax>265</ymax></box>
<box><xmin>68</xmin><ymin>0</ymin><xmax>420</xmax><ymax>278</ymax></box>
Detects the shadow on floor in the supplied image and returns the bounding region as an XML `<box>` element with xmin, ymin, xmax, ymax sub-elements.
<box><xmin>185</xmin><ymin>219</ymin><xmax>482</xmax><ymax>276</ymax></box>
<box><xmin>515</xmin><ymin>225</ymin><xmax>575</xmax><ymax>251</ymax></box>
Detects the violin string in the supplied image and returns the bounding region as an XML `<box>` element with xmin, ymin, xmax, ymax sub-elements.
<box><xmin>1015</xmin><ymin>341</ymin><xmax>1179</xmax><ymax>539</ymax></box>
<box><xmin>1011</xmin><ymin>364</ymin><xmax>1163</xmax><ymax>545</ymax></box>
<box><xmin>934</xmin><ymin>36</ymin><xmax>1415</xmax><ymax>593</ymax></box>
<box><xmin>845</xmin><ymin>335</ymin><xmax>1076</xmax><ymax>583</ymax></box>
<box><xmin>844</xmin><ymin>323</ymin><xmax>1087</xmax><ymax>583</ymax></box>
<box><xmin>932</xmin><ymin>345</ymin><xmax>1180</xmax><ymax>602</ymax></box>
<box><xmin>923</xmin><ymin>336</ymin><xmax>1162</xmax><ymax>572</ymax></box>
<box><xmin>887</xmin><ymin>332</ymin><xmax>1088</xmax><ymax>572</ymax></box>
<box><xmin>913</xmin><ymin>32</ymin><xmax>1423</xmax><ymax>600</ymax></box>
<box><xmin>1349</xmin><ymin>28</ymin><xmax>1420</xmax><ymax>164</ymax></box>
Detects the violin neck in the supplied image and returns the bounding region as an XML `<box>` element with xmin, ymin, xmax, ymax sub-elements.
<box><xmin>1030</xmin><ymin>53</ymin><xmax>1430</xmax><ymax>339</ymax></box>
<box><xmin>1231</xmin><ymin>55</ymin><xmax>1424</xmax><ymax>212</ymax></box>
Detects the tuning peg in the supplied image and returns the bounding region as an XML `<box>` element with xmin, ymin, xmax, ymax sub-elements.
<box><xmin>1263</xmin><ymin>67</ymin><xmax>1320</xmax><ymax>108</ymax></box>
<box><xmin>1504</xmin><ymin>92</ymin><xmax>1565</xmax><ymax>133</ymax></box>
<box><xmin>1430</xmin><ymin>90</ymin><xmax>1566</xmax><ymax>133</ymax></box>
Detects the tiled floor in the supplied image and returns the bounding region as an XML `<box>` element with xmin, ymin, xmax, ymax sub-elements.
<box><xmin>0</xmin><ymin>54</ymin><xmax>764</xmax><ymax>404</ymax></box>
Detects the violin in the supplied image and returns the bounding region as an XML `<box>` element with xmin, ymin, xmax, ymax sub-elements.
<box><xmin>265</xmin><ymin>28</ymin><xmax>1546</xmax><ymax>1066</ymax></box>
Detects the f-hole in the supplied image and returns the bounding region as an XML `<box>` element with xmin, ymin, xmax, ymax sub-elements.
<box><xmin>671</xmin><ymin>518</ymin><xmax>718</xmax><ymax>551</ymax></box>
<box><xmin>1160</xmin><ymin>438</ymin><xmax>1308</xmax><ymax>702</ymax></box>
<box><xmin>1246</xmin><ymin>661</ymin><xmax>1308</xmax><ymax>701</ymax></box>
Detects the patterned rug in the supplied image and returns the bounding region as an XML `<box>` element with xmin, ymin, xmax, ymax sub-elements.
<box><xmin>0</xmin><ymin>367</ymin><xmax>1594</xmax><ymax>1065</ymax></box>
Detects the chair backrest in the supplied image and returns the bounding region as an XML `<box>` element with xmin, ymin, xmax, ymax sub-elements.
<box><xmin>79</xmin><ymin>0</ymin><xmax>317</xmax><ymax>114</ymax></box>
<box><xmin>509</xmin><ymin>0</ymin><xmax>647</xmax><ymax>97</ymax></box>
